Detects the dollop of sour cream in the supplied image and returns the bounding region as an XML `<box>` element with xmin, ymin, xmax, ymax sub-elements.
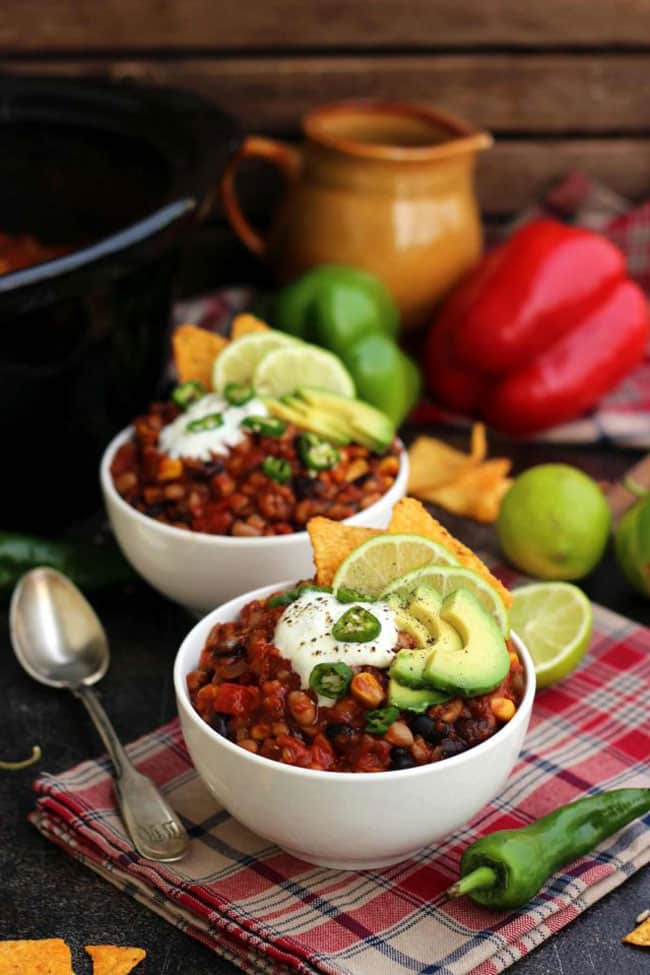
<box><xmin>273</xmin><ymin>590</ymin><xmax>398</xmax><ymax>704</ymax></box>
<box><xmin>159</xmin><ymin>393</ymin><xmax>267</xmax><ymax>461</ymax></box>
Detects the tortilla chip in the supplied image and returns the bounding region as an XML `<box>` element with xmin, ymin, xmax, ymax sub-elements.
<box><xmin>231</xmin><ymin>313</ymin><xmax>270</xmax><ymax>339</ymax></box>
<box><xmin>470</xmin><ymin>422</ymin><xmax>487</xmax><ymax>461</ymax></box>
<box><xmin>172</xmin><ymin>323</ymin><xmax>228</xmax><ymax>389</ymax></box>
<box><xmin>624</xmin><ymin>917</ymin><xmax>650</xmax><ymax>947</ymax></box>
<box><xmin>407</xmin><ymin>424</ymin><xmax>487</xmax><ymax>495</ymax></box>
<box><xmin>86</xmin><ymin>945</ymin><xmax>146</xmax><ymax>975</ymax></box>
<box><xmin>308</xmin><ymin>517</ymin><xmax>381</xmax><ymax>586</ymax></box>
<box><xmin>419</xmin><ymin>459</ymin><xmax>512</xmax><ymax>523</ymax></box>
<box><xmin>0</xmin><ymin>939</ymin><xmax>73</xmax><ymax>974</ymax></box>
<box><xmin>388</xmin><ymin>497</ymin><xmax>512</xmax><ymax>608</ymax></box>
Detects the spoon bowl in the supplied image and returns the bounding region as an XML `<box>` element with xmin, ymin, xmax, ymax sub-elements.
<box><xmin>11</xmin><ymin>568</ymin><xmax>109</xmax><ymax>688</ymax></box>
<box><xmin>10</xmin><ymin>567</ymin><xmax>189</xmax><ymax>862</ymax></box>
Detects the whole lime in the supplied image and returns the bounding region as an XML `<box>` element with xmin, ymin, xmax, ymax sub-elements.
<box><xmin>497</xmin><ymin>464</ymin><xmax>611</xmax><ymax>580</ymax></box>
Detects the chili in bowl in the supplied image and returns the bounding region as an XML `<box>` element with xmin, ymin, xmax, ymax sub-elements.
<box><xmin>100</xmin><ymin>392</ymin><xmax>408</xmax><ymax>614</ymax></box>
<box><xmin>174</xmin><ymin>580</ymin><xmax>534</xmax><ymax>869</ymax></box>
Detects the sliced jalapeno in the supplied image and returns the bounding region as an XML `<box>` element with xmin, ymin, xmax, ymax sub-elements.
<box><xmin>331</xmin><ymin>606</ymin><xmax>381</xmax><ymax>643</ymax></box>
<box><xmin>186</xmin><ymin>412</ymin><xmax>224</xmax><ymax>433</ymax></box>
<box><xmin>298</xmin><ymin>432</ymin><xmax>340</xmax><ymax>470</ymax></box>
<box><xmin>242</xmin><ymin>415</ymin><xmax>287</xmax><ymax>437</ymax></box>
<box><xmin>267</xmin><ymin>584</ymin><xmax>331</xmax><ymax>608</ymax></box>
<box><xmin>224</xmin><ymin>382</ymin><xmax>255</xmax><ymax>406</ymax></box>
<box><xmin>171</xmin><ymin>380</ymin><xmax>205</xmax><ymax>410</ymax></box>
<box><xmin>365</xmin><ymin>706</ymin><xmax>400</xmax><ymax>735</ymax></box>
<box><xmin>263</xmin><ymin>456</ymin><xmax>292</xmax><ymax>484</ymax></box>
<box><xmin>336</xmin><ymin>587</ymin><xmax>374</xmax><ymax>604</ymax></box>
<box><xmin>309</xmin><ymin>662</ymin><xmax>354</xmax><ymax>701</ymax></box>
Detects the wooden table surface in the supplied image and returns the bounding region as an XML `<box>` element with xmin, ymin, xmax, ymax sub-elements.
<box><xmin>1</xmin><ymin>431</ymin><xmax>649</xmax><ymax>975</ymax></box>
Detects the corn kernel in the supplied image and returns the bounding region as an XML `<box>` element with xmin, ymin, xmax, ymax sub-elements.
<box><xmin>350</xmin><ymin>672</ymin><xmax>385</xmax><ymax>709</ymax></box>
<box><xmin>158</xmin><ymin>457</ymin><xmax>183</xmax><ymax>481</ymax></box>
<box><xmin>491</xmin><ymin>697</ymin><xmax>516</xmax><ymax>722</ymax></box>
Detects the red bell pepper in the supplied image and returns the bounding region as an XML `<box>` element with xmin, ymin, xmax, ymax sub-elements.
<box><xmin>214</xmin><ymin>682</ymin><xmax>260</xmax><ymax>716</ymax></box>
<box><xmin>425</xmin><ymin>218</ymin><xmax>649</xmax><ymax>435</ymax></box>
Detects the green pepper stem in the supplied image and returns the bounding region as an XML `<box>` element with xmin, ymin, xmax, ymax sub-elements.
<box><xmin>0</xmin><ymin>745</ymin><xmax>41</xmax><ymax>771</ymax></box>
<box><xmin>448</xmin><ymin>866</ymin><xmax>497</xmax><ymax>898</ymax></box>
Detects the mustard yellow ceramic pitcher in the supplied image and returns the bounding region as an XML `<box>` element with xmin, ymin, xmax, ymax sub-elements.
<box><xmin>221</xmin><ymin>101</ymin><xmax>492</xmax><ymax>329</ymax></box>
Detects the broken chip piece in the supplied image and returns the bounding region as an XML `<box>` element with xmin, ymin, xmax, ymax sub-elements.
<box><xmin>623</xmin><ymin>916</ymin><xmax>650</xmax><ymax>947</ymax></box>
<box><xmin>86</xmin><ymin>944</ymin><xmax>147</xmax><ymax>974</ymax></box>
<box><xmin>0</xmin><ymin>939</ymin><xmax>73</xmax><ymax>974</ymax></box>
<box><xmin>172</xmin><ymin>323</ymin><xmax>228</xmax><ymax>389</ymax></box>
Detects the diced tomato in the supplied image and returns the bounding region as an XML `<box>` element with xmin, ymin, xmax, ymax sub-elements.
<box><xmin>277</xmin><ymin>734</ymin><xmax>312</xmax><ymax>768</ymax></box>
<box><xmin>214</xmin><ymin>682</ymin><xmax>260</xmax><ymax>716</ymax></box>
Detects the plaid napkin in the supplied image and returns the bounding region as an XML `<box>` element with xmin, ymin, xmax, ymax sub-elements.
<box><xmin>30</xmin><ymin>584</ymin><xmax>650</xmax><ymax>975</ymax></box>
<box><xmin>174</xmin><ymin>172</ymin><xmax>650</xmax><ymax>448</ymax></box>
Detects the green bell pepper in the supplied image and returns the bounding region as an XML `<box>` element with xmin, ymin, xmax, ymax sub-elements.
<box><xmin>273</xmin><ymin>264</ymin><xmax>399</xmax><ymax>353</ymax></box>
<box><xmin>615</xmin><ymin>482</ymin><xmax>650</xmax><ymax>597</ymax></box>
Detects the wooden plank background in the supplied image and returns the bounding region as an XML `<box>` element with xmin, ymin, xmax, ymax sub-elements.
<box><xmin>2</xmin><ymin>0</ymin><xmax>650</xmax><ymax>217</ymax></box>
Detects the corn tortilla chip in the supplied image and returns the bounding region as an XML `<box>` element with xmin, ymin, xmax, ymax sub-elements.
<box><xmin>308</xmin><ymin>517</ymin><xmax>380</xmax><ymax>586</ymax></box>
<box><xmin>407</xmin><ymin>424</ymin><xmax>487</xmax><ymax>495</ymax></box>
<box><xmin>388</xmin><ymin>497</ymin><xmax>512</xmax><ymax>608</ymax></box>
<box><xmin>0</xmin><ymin>939</ymin><xmax>73</xmax><ymax>974</ymax></box>
<box><xmin>230</xmin><ymin>313</ymin><xmax>270</xmax><ymax>339</ymax></box>
<box><xmin>172</xmin><ymin>323</ymin><xmax>228</xmax><ymax>389</ymax></box>
<box><xmin>86</xmin><ymin>945</ymin><xmax>146</xmax><ymax>975</ymax></box>
<box><xmin>623</xmin><ymin>917</ymin><xmax>650</xmax><ymax>947</ymax></box>
<box><xmin>419</xmin><ymin>459</ymin><xmax>512</xmax><ymax>523</ymax></box>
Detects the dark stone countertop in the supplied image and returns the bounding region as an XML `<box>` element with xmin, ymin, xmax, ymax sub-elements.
<box><xmin>1</xmin><ymin>432</ymin><xmax>649</xmax><ymax>975</ymax></box>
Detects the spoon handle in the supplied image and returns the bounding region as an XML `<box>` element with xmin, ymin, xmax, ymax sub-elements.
<box><xmin>74</xmin><ymin>685</ymin><xmax>189</xmax><ymax>862</ymax></box>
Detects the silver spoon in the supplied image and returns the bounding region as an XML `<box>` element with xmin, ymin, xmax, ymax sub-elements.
<box><xmin>10</xmin><ymin>567</ymin><xmax>189</xmax><ymax>862</ymax></box>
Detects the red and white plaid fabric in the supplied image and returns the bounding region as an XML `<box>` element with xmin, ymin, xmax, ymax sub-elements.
<box><xmin>173</xmin><ymin>173</ymin><xmax>650</xmax><ymax>448</ymax></box>
<box><xmin>30</xmin><ymin>577</ymin><xmax>650</xmax><ymax>975</ymax></box>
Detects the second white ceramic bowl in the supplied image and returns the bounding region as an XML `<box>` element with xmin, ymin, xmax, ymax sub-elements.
<box><xmin>100</xmin><ymin>427</ymin><xmax>408</xmax><ymax>615</ymax></box>
<box><xmin>174</xmin><ymin>581</ymin><xmax>535</xmax><ymax>870</ymax></box>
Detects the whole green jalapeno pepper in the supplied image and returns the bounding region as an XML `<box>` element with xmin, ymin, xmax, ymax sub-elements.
<box><xmin>449</xmin><ymin>788</ymin><xmax>650</xmax><ymax>909</ymax></box>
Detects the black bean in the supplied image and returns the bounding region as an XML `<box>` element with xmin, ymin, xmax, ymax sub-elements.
<box><xmin>324</xmin><ymin>722</ymin><xmax>354</xmax><ymax>741</ymax></box>
<box><xmin>440</xmin><ymin>737</ymin><xmax>468</xmax><ymax>758</ymax></box>
<box><xmin>209</xmin><ymin>714</ymin><xmax>231</xmax><ymax>739</ymax></box>
<box><xmin>203</xmin><ymin>459</ymin><xmax>225</xmax><ymax>477</ymax></box>
<box><xmin>145</xmin><ymin>502</ymin><xmax>166</xmax><ymax>517</ymax></box>
<box><xmin>293</xmin><ymin>475</ymin><xmax>322</xmax><ymax>500</ymax></box>
<box><xmin>211</xmin><ymin>640</ymin><xmax>246</xmax><ymax>659</ymax></box>
<box><xmin>411</xmin><ymin>715</ymin><xmax>445</xmax><ymax>744</ymax></box>
<box><xmin>390</xmin><ymin>747</ymin><xmax>416</xmax><ymax>771</ymax></box>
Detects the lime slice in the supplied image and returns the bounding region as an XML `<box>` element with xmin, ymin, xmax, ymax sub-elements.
<box><xmin>381</xmin><ymin>565</ymin><xmax>509</xmax><ymax>633</ymax></box>
<box><xmin>254</xmin><ymin>344</ymin><xmax>355</xmax><ymax>398</ymax></box>
<box><xmin>510</xmin><ymin>582</ymin><xmax>592</xmax><ymax>688</ymax></box>
<box><xmin>332</xmin><ymin>533</ymin><xmax>459</xmax><ymax>598</ymax></box>
<box><xmin>213</xmin><ymin>332</ymin><xmax>298</xmax><ymax>392</ymax></box>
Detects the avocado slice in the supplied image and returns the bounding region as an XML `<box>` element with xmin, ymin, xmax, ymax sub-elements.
<box><xmin>388</xmin><ymin>678</ymin><xmax>450</xmax><ymax>713</ymax></box>
<box><xmin>297</xmin><ymin>386</ymin><xmax>395</xmax><ymax>452</ymax></box>
<box><xmin>424</xmin><ymin>588</ymin><xmax>510</xmax><ymax>697</ymax></box>
<box><xmin>390</xmin><ymin>589</ymin><xmax>461</xmax><ymax>688</ymax></box>
<box><xmin>266</xmin><ymin>397</ymin><xmax>351</xmax><ymax>445</ymax></box>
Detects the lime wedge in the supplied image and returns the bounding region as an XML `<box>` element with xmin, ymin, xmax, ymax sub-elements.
<box><xmin>510</xmin><ymin>582</ymin><xmax>592</xmax><ymax>688</ymax></box>
<box><xmin>254</xmin><ymin>345</ymin><xmax>355</xmax><ymax>398</ymax></box>
<box><xmin>213</xmin><ymin>332</ymin><xmax>298</xmax><ymax>392</ymax></box>
<box><xmin>332</xmin><ymin>533</ymin><xmax>458</xmax><ymax>598</ymax></box>
<box><xmin>382</xmin><ymin>565</ymin><xmax>509</xmax><ymax>633</ymax></box>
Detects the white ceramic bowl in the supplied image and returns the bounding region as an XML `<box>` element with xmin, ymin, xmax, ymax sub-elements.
<box><xmin>174</xmin><ymin>581</ymin><xmax>536</xmax><ymax>870</ymax></box>
<box><xmin>100</xmin><ymin>427</ymin><xmax>408</xmax><ymax>615</ymax></box>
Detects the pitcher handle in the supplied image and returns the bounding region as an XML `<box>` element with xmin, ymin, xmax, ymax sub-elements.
<box><xmin>220</xmin><ymin>136</ymin><xmax>302</xmax><ymax>257</ymax></box>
